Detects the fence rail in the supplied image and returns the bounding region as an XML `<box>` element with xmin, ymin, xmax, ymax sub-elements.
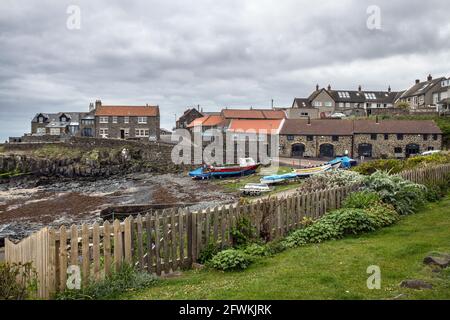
<box><xmin>5</xmin><ymin>164</ymin><xmax>450</xmax><ymax>299</ymax></box>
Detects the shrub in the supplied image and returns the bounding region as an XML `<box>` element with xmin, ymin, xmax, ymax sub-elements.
<box><xmin>56</xmin><ymin>264</ymin><xmax>157</xmax><ymax>300</ymax></box>
<box><xmin>243</xmin><ymin>243</ymin><xmax>269</xmax><ymax>257</ymax></box>
<box><xmin>198</xmin><ymin>243</ymin><xmax>223</xmax><ymax>264</ymax></box>
<box><xmin>265</xmin><ymin>240</ymin><xmax>287</xmax><ymax>255</ymax></box>
<box><xmin>362</xmin><ymin>171</ymin><xmax>427</xmax><ymax>215</ymax></box>
<box><xmin>209</xmin><ymin>249</ymin><xmax>252</xmax><ymax>271</ymax></box>
<box><xmin>297</xmin><ymin>170</ymin><xmax>363</xmax><ymax>193</ymax></box>
<box><xmin>0</xmin><ymin>262</ymin><xmax>37</xmax><ymax>300</ymax></box>
<box><xmin>342</xmin><ymin>191</ymin><xmax>381</xmax><ymax>209</ymax></box>
<box><xmin>283</xmin><ymin>218</ymin><xmax>341</xmax><ymax>248</ymax></box>
<box><xmin>352</xmin><ymin>159</ymin><xmax>404</xmax><ymax>175</ymax></box>
<box><xmin>229</xmin><ymin>217</ymin><xmax>257</xmax><ymax>247</ymax></box>
<box><xmin>424</xmin><ymin>174</ymin><xmax>450</xmax><ymax>202</ymax></box>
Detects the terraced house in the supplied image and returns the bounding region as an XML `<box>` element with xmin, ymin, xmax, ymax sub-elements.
<box><xmin>94</xmin><ymin>101</ymin><xmax>160</xmax><ymax>141</ymax></box>
<box><xmin>279</xmin><ymin>119</ymin><xmax>442</xmax><ymax>159</ymax></box>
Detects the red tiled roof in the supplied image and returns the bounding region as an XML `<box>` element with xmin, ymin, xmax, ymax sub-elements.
<box><xmin>227</xmin><ymin>119</ymin><xmax>284</xmax><ymax>133</ymax></box>
<box><xmin>187</xmin><ymin>115</ymin><xmax>224</xmax><ymax>128</ymax></box>
<box><xmin>222</xmin><ymin>109</ymin><xmax>286</xmax><ymax>119</ymax></box>
<box><xmin>95</xmin><ymin>105</ymin><xmax>159</xmax><ymax>117</ymax></box>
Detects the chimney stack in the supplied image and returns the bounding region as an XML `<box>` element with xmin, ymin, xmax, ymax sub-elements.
<box><xmin>358</xmin><ymin>85</ymin><xmax>362</xmax><ymax>92</ymax></box>
<box><xmin>427</xmin><ymin>74</ymin><xmax>432</xmax><ymax>81</ymax></box>
<box><xmin>197</xmin><ymin>104</ymin><xmax>200</xmax><ymax>111</ymax></box>
<box><xmin>327</xmin><ymin>84</ymin><xmax>331</xmax><ymax>91</ymax></box>
<box><xmin>388</xmin><ymin>85</ymin><xmax>391</xmax><ymax>93</ymax></box>
<box><xmin>316</xmin><ymin>84</ymin><xmax>319</xmax><ymax>91</ymax></box>
<box><xmin>415</xmin><ymin>79</ymin><xmax>420</xmax><ymax>84</ymax></box>
<box><xmin>89</xmin><ymin>103</ymin><xmax>94</xmax><ymax>112</ymax></box>
<box><xmin>95</xmin><ymin>100</ymin><xmax>102</xmax><ymax>109</ymax></box>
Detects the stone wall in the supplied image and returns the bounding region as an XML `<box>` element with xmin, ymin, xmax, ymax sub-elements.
<box><xmin>280</xmin><ymin>135</ymin><xmax>353</xmax><ymax>158</ymax></box>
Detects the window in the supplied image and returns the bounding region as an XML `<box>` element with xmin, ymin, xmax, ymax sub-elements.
<box><xmin>82</xmin><ymin>119</ymin><xmax>95</xmax><ymax>125</ymax></box>
<box><xmin>124</xmin><ymin>116</ymin><xmax>129</xmax><ymax>124</ymax></box>
<box><xmin>397</xmin><ymin>134</ymin><xmax>404</xmax><ymax>140</ymax></box>
<box><xmin>428</xmin><ymin>146</ymin><xmax>434</xmax><ymax>151</ymax></box>
<box><xmin>339</xmin><ymin>102</ymin><xmax>344</xmax><ymax>108</ymax></box>
<box><xmin>338</xmin><ymin>92</ymin><xmax>350</xmax><ymax>98</ymax></box>
<box><xmin>364</xmin><ymin>93</ymin><xmax>376</xmax><ymax>100</ymax></box>
<box><xmin>135</xmin><ymin>129</ymin><xmax>149</xmax><ymax>137</ymax></box>
<box><xmin>99</xmin><ymin>128</ymin><xmax>109</xmax><ymax>138</ymax></box>
<box><xmin>423</xmin><ymin>134</ymin><xmax>428</xmax><ymax>141</ymax></box>
<box><xmin>433</xmin><ymin>134</ymin><xmax>438</xmax><ymax>140</ymax></box>
<box><xmin>50</xmin><ymin>128</ymin><xmax>60</xmax><ymax>136</ymax></box>
<box><xmin>287</xmin><ymin>135</ymin><xmax>294</xmax><ymax>141</ymax></box>
<box><xmin>332</xmin><ymin>135</ymin><xmax>339</xmax><ymax>142</ymax></box>
<box><xmin>38</xmin><ymin>116</ymin><xmax>44</xmax><ymax>123</ymax></box>
<box><xmin>371</xmin><ymin>134</ymin><xmax>377</xmax><ymax>140</ymax></box>
<box><xmin>306</xmin><ymin>135</ymin><xmax>313</xmax><ymax>141</ymax></box>
<box><xmin>36</xmin><ymin>127</ymin><xmax>46</xmax><ymax>135</ymax></box>
<box><xmin>99</xmin><ymin>117</ymin><xmax>109</xmax><ymax>124</ymax></box>
<box><xmin>394</xmin><ymin>147</ymin><xmax>402</xmax><ymax>154</ymax></box>
<box><xmin>384</xmin><ymin>134</ymin><xmax>389</xmax><ymax>140</ymax></box>
<box><xmin>325</xmin><ymin>101</ymin><xmax>332</xmax><ymax>107</ymax></box>
<box><xmin>112</xmin><ymin>116</ymin><xmax>118</xmax><ymax>123</ymax></box>
<box><xmin>313</xmin><ymin>101</ymin><xmax>322</xmax><ymax>107</ymax></box>
<box><xmin>138</xmin><ymin>117</ymin><xmax>147</xmax><ymax>124</ymax></box>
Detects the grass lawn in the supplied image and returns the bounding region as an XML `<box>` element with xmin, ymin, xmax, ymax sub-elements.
<box><xmin>121</xmin><ymin>195</ymin><xmax>450</xmax><ymax>300</ymax></box>
<box><xmin>212</xmin><ymin>166</ymin><xmax>303</xmax><ymax>196</ymax></box>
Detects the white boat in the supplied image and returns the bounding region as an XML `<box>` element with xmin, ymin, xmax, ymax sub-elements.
<box><xmin>239</xmin><ymin>183</ymin><xmax>271</xmax><ymax>196</ymax></box>
<box><xmin>295</xmin><ymin>161</ymin><xmax>341</xmax><ymax>177</ymax></box>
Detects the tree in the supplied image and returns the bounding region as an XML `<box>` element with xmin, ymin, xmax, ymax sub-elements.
<box><xmin>396</xmin><ymin>101</ymin><xmax>410</xmax><ymax>110</ymax></box>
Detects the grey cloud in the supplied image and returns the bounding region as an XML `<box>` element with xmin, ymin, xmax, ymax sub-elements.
<box><xmin>0</xmin><ymin>0</ymin><xmax>449</xmax><ymax>140</ymax></box>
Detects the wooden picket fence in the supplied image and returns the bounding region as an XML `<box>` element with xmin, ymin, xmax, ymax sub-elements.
<box><xmin>5</xmin><ymin>164</ymin><xmax>450</xmax><ymax>299</ymax></box>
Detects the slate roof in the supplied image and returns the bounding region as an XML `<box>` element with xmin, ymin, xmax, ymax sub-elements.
<box><xmin>292</xmin><ymin>98</ymin><xmax>312</xmax><ymax>108</ymax></box>
<box><xmin>399</xmin><ymin>77</ymin><xmax>445</xmax><ymax>99</ymax></box>
<box><xmin>280</xmin><ymin>119</ymin><xmax>442</xmax><ymax>135</ymax></box>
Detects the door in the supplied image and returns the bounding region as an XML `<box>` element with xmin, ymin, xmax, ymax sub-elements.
<box><xmin>405</xmin><ymin>144</ymin><xmax>420</xmax><ymax>157</ymax></box>
<box><xmin>120</xmin><ymin>129</ymin><xmax>125</xmax><ymax>139</ymax></box>
<box><xmin>358</xmin><ymin>143</ymin><xmax>373</xmax><ymax>157</ymax></box>
<box><xmin>291</xmin><ymin>143</ymin><xmax>305</xmax><ymax>157</ymax></box>
<box><xmin>319</xmin><ymin>144</ymin><xmax>334</xmax><ymax>158</ymax></box>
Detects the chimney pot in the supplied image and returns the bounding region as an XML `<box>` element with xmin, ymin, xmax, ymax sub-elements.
<box><xmin>388</xmin><ymin>85</ymin><xmax>391</xmax><ymax>93</ymax></box>
<box><xmin>358</xmin><ymin>85</ymin><xmax>362</xmax><ymax>92</ymax></box>
<box><xmin>415</xmin><ymin>79</ymin><xmax>420</xmax><ymax>84</ymax></box>
<box><xmin>427</xmin><ymin>74</ymin><xmax>432</xmax><ymax>81</ymax></box>
<box><xmin>316</xmin><ymin>84</ymin><xmax>319</xmax><ymax>91</ymax></box>
<box><xmin>95</xmin><ymin>100</ymin><xmax>102</xmax><ymax>109</ymax></box>
<box><xmin>327</xmin><ymin>84</ymin><xmax>331</xmax><ymax>91</ymax></box>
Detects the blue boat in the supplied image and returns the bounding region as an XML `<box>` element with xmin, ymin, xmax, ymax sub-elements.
<box><xmin>260</xmin><ymin>172</ymin><xmax>298</xmax><ymax>184</ymax></box>
<box><xmin>328</xmin><ymin>156</ymin><xmax>357</xmax><ymax>169</ymax></box>
<box><xmin>189</xmin><ymin>158</ymin><xmax>260</xmax><ymax>180</ymax></box>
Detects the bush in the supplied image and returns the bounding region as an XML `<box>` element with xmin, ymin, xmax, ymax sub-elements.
<box><xmin>342</xmin><ymin>191</ymin><xmax>381</xmax><ymax>209</ymax></box>
<box><xmin>56</xmin><ymin>264</ymin><xmax>157</xmax><ymax>300</ymax></box>
<box><xmin>265</xmin><ymin>240</ymin><xmax>287</xmax><ymax>255</ymax></box>
<box><xmin>209</xmin><ymin>249</ymin><xmax>252</xmax><ymax>271</ymax></box>
<box><xmin>198</xmin><ymin>243</ymin><xmax>223</xmax><ymax>264</ymax></box>
<box><xmin>352</xmin><ymin>159</ymin><xmax>404</xmax><ymax>175</ymax></box>
<box><xmin>363</xmin><ymin>171</ymin><xmax>427</xmax><ymax>215</ymax></box>
<box><xmin>243</xmin><ymin>243</ymin><xmax>269</xmax><ymax>257</ymax></box>
<box><xmin>0</xmin><ymin>262</ymin><xmax>37</xmax><ymax>300</ymax></box>
<box><xmin>229</xmin><ymin>217</ymin><xmax>257</xmax><ymax>247</ymax></box>
<box><xmin>424</xmin><ymin>174</ymin><xmax>450</xmax><ymax>202</ymax></box>
<box><xmin>297</xmin><ymin>170</ymin><xmax>363</xmax><ymax>193</ymax></box>
<box><xmin>364</xmin><ymin>203</ymin><xmax>400</xmax><ymax>228</ymax></box>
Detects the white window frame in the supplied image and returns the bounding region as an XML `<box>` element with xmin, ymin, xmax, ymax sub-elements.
<box><xmin>99</xmin><ymin>128</ymin><xmax>109</xmax><ymax>138</ymax></box>
<box><xmin>36</xmin><ymin>127</ymin><xmax>46</xmax><ymax>135</ymax></box>
<box><xmin>50</xmin><ymin>128</ymin><xmax>60</xmax><ymax>136</ymax></box>
<box><xmin>313</xmin><ymin>101</ymin><xmax>322</xmax><ymax>107</ymax></box>
<box><xmin>324</xmin><ymin>101</ymin><xmax>332</xmax><ymax>107</ymax></box>
<box><xmin>112</xmin><ymin>116</ymin><xmax>118</xmax><ymax>123</ymax></box>
<box><xmin>138</xmin><ymin>116</ymin><xmax>147</xmax><ymax>124</ymax></box>
<box><xmin>135</xmin><ymin>129</ymin><xmax>149</xmax><ymax>137</ymax></box>
<box><xmin>124</xmin><ymin>116</ymin><xmax>129</xmax><ymax>124</ymax></box>
<box><xmin>99</xmin><ymin>117</ymin><xmax>109</xmax><ymax>124</ymax></box>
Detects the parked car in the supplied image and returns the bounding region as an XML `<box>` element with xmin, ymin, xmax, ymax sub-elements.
<box><xmin>330</xmin><ymin>112</ymin><xmax>347</xmax><ymax>119</ymax></box>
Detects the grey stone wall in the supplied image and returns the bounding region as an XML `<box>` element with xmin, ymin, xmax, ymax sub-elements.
<box><xmin>95</xmin><ymin>116</ymin><xmax>160</xmax><ymax>140</ymax></box>
<box><xmin>280</xmin><ymin>135</ymin><xmax>353</xmax><ymax>158</ymax></box>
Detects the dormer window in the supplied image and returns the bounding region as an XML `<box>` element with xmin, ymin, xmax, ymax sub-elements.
<box><xmin>38</xmin><ymin>116</ymin><xmax>44</xmax><ymax>123</ymax></box>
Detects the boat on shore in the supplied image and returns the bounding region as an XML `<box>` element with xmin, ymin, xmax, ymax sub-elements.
<box><xmin>189</xmin><ymin>158</ymin><xmax>260</xmax><ymax>180</ymax></box>
<box><xmin>239</xmin><ymin>183</ymin><xmax>271</xmax><ymax>196</ymax></box>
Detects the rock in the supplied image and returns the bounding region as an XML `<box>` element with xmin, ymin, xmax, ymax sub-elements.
<box><xmin>400</xmin><ymin>279</ymin><xmax>433</xmax><ymax>290</ymax></box>
<box><xmin>423</xmin><ymin>253</ymin><xmax>450</xmax><ymax>268</ymax></box>
<box><xmin>192</xmin><ymin>263</ymin><xmax>205</xmax><ymax>270</ymax></box>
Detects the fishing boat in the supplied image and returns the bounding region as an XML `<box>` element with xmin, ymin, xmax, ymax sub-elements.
<box><xmin>189</xmin><ymin>158</ymin><xmax>260</xmax><ymax>180</ymax></box>
<box><xmin>295</xmin><ymin>160</ymin><xmax>341</xmax><ymax>177</ymax></box>
<box><xmin>328</xmin><ymin>156</ymin><xmax>357</xmax><ymax>169</ymax></box>
<box><xmin>239</xmin><ymin>183</ymin><xmax>271</xmax><ymax>196</ymax></box>
<box><xmin>260</xmin><ymin>172</ymin><xmax>298</xmax><ymax>184</ymax></box>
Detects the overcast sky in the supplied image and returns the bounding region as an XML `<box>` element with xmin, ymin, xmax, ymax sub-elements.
<box><xmin>1</xmin><ymin>0</ymin><xmax>449</xmax><ymax>141</ymax></box>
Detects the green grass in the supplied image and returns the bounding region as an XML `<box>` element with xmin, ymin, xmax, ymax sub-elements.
<box><xmin>121</xmin><ymin>195</ymin><xmax>450</xmax><ymax>300</ymax></box>
<box><xmin>0</xmin><ymin>145</ymin><xmax>4</xmax><ymax>154</ymax></box>
<box><xmin>213</xmin><ymin>166</ymin><xmax>303</xmax><ymax>195</ymax></box>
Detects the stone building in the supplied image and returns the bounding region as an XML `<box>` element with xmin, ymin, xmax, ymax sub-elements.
<box><xmin>94</xmin><ymin>101</ymin><xmax>160</xmax><ymax>141</ymax></box>
<box><xmin>279</xmin><ymin>119</ymin><xmax>442</xmax><ymax>159</ymax></box>
<box><xmin>176</xmin><ymin>107</ymin><xmax>204</xmax><ymax>129</ymax></box>
<box><xmin>31</xmin><ymin>111</ymin><xmax>95</xmax><ymax>137</ymax></box>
